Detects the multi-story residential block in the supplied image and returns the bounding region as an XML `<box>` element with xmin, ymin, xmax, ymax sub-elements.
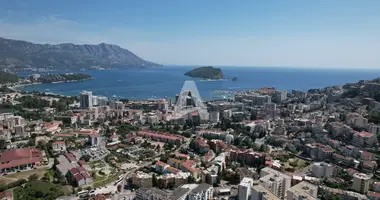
<box><xmin>352</xmin><ymin>173</ymin><xmax>372</xmax><ymax>194</ymax></box>
<box><xmin>137</xmin><ymin>131</ymin><xmax>184</xmax><ymax>145</ymax></box>
<box><xmin>136</xmin><ymin>187</ymin><xmax>171</xmax><ymax>200</ymax></box>
<box><xmin>80</xmin><ymin>91</ymin><xmax>93</xmax><ymax>108</ymax></box>
<box><xmin>132</xmin><ymin>171</ymin><xmax>153</xmax><ymax>188</ymax></box>
<box><xmin>251</xmin><ymin>184</ymin><xmax>280</xmax><ymax>200</ymax></box>
<box><xmin>286</xmin><ymin>181</ymin><xmax>318</xmax><ymax>200</ymax></box>
<box><xmin>259</xmin><ymin>167</ymin><xmax>291</xmax><ymax>199</ymax></box>
<box><xmin>352</xmin><ymin>131</ymin><xmax>377</xmax><ymax>148</ymax></box>
<box><xmin>188</xmin><ymin>183</ymin><xmax>213</xmax><ymax>200</ymax></box>
<box><xmin>238</xmin><ymin>177</ymin><xmax>253</xmax><ymax>200</ymax></box>
<box><xmin>311</xmin><ymin>162</ymin><xmax>334</xmax><ymax>178</ymax></box>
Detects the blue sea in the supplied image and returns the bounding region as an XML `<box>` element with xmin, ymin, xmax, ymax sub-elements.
<box><xmin>19</xmin><ymin>66</ymin><xmax>380</xmax><ymax>100</ymax></box>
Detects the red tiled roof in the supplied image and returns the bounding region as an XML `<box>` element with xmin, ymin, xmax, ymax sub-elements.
<box><xmin>78</xmin><ymin>160</ymin><xmax>88</xmax><ymax>166</ymax></box>
<box><xmin>156</xmin><ymin>161</ymin><xmax>167</xmax><ymax>167</ymax></box>
<box><xmin>77</xmin><ymin>166</ymin><xmax>87</xmax><ymax>172</ymax></box>
<box><xmin>70</xmin><ymin>167</ymin><xmax>80</xmax><ymax>175</ymax></box>
<box><xmin>137</xmin><ymin>131</ymin><xmax>183</xmax><ymax>141</ymax></box>
<box><xmin>182</xmin><ymin>164</ymin><xmax>200</xmax><ymax>173</ymax></box>
<box><xmin>53</xmin><ymin>141</ymin><xmax>65</xmax><ymax>145</ymax></box>
<box><xmin>88</xmin><ymin>133</ymin><xmax>100</xmax><ymax>137</ymax></box>
<box><xmin>81</xmin><ymin>172</ymin><xmax>91</xmax><ymax>179</ymax></box>
<box><xmin>74</xmin><ymin>173</ymin><xmax>84</xmax><ymax>182</ymax></box>
<box><xmin>357</xmin><ymin>131</ymin><xmax>373</xmax><ymax>137</ymax></box>
<box><xmin>176</xmin><ymin>153</ymin><xmax>189</xmax><ymax>159</ymax></box>
<box><xmin>0</xmin><ymin>148</ymin><xmax>43</xmax><ymax>170</ymax></box>
<box><xmin>53</xmin><ymin>133</ymin><xmax>73</xmax><ymax>137</ymax></box>
<box><xmin>65</xmin><ymin>153</ymin><xmax>77</xmax><ymax>162</ymax></box>
<box><xmin>368</xmin><ymin>191</ymin><xmax>380</xmax><ymax>198</ymax></box>
<box><xmin>110</xmin><ymin>134</ymin><xmax>118</xmax><ymax>139</ymax></box>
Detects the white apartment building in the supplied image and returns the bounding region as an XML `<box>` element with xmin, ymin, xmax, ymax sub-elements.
<box><xmin>352</xmin><ymin>173</ymin><xmax>372</xmax><ymax>194</ymax></box>
<box><xmin>238</xmin><ymin>177</ymin><xmax>253</xmax><ymax>200</ymax></box>
<box><xmin>352</xmin><ymin>131</ymin><xmax>377</xmax><ymax>148</ymax></box>
<box><xmin>259</xmin><ymin>167</ymin><xmax>291</xmax><ymax>199</ymax></box>
<box><xmin>311</xmin><ymin>162</ymin><xmax>334</xmax><ymax>178</ymax></box>
<box><xmin>188</xmin><ymin>183</ymin><xmax>213</xmax><ymax>200</ymax></box>
<box><xmin>286</xmin><ymin>182</ymin><xmax>318</xmax><ymax>200</ymax></box>
<box><xmin>80</xmin><ymin>91</ymin><xmax>93</xmax><ymax>108</ymax></box>
<box><xmin>251</xmin><ymin>184</ymin><xmax>280</xmax><ymax>200</ymax></box>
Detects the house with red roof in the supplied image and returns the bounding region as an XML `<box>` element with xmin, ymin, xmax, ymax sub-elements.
<box><xmin>175</xmin><ymin>153</ymin><xmax>190</xmax><ymax>160</ymax></box>
<box><xmin>52</xmin><ymin>141</ymin><xmax>66</xmax><ymax>152</ymax></box>
<box><xmin>0</xmin><ymin>148</ymin><xmax>43</xmax><ymax>174</ymax></box>
<box><xmin>42</xmin><ymin>120</ymin><xmax>62</xmax><ymax>133</ymax></box>
<box><xmin>137</xmin><ymin>131</ymin><xmax>184</xmax><ymax>145</ymax></box>
<box><xmin>67</xmin><ymin>166</ymin><xmax>93</xmax><ymax>187</ymax></box>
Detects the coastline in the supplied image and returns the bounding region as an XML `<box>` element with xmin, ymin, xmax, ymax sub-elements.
<box><xmin>9</xmin><ymin>78</ymin><xmax>93</xmax><ymax>93</ymax></box>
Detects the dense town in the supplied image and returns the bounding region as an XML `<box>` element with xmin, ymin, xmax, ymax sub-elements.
<box><xmin>2</xmin><ymin>78</ymin><xmax>380</xmax><ymax>200</ymax></box>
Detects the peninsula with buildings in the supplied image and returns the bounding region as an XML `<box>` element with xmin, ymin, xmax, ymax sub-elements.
<box><xmin>2</xmin><ymin>76</ymin><xmax>380</xmax><ymax>200</ymax></box>
<box><xmin>28</xmin><ymin>73</ymin><xmax>93</xmax><ymax>84</ymax></box>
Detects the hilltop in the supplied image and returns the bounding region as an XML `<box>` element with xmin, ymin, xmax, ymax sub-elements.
<box><xmin>0</xmin><ymin>37</ymin><xmax>161</xmax><ymax>71</ymax></box>
<box><xmin>184</xmin><ymin>66</ymin><xmax>224</xmax><ymax>80</ymax></box>
<box><xmin>0</xmin><ymin>71</ymin><xmax>21</xmax><ymax>84</ymax></box>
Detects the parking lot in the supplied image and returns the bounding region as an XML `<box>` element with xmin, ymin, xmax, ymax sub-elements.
<box><xmin>76</xmin><ymin>146</ymin><xmax>110</xmax><ymax>161</ymax></box>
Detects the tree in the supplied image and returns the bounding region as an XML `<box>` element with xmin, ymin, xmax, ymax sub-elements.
<box><xmin>152</xmin><ymin>174</ymin><xmax>158</xmax><ymax>187</ymax></box>
<box><xmin>0</xmin><ymin>139</ymin><xmax>7</xmax><ymax>149</ymax></box>
<box><xmin>187</xmin><ymin>175</ymin><xmax>196</xmax><ymax>184</ymax></box>
<box><xmin>80</xmin><ymin>154</ymin><xmax>91</xmax><ymax>162</ymax></box>
<box><xmin>28</xmin><ymin>174</ymin><xmax>39</xmax><ymax>181</ymax></box>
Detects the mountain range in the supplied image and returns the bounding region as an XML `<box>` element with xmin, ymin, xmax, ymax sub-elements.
<box><xmin>0</xmin><ymin>37</ymin><xmax>161</xmax><ymax>71</ymax></box>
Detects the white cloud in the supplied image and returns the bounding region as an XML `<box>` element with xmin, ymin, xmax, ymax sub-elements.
<box><xmin>0</xmin><ymin>17</ymin><xmax>379</xmax><ymax>68</ymax></box>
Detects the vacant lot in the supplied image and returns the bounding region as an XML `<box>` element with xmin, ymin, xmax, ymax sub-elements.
<box><xmin>0</xmin><ymin>168</ymin><xmax>47</xmax><ymax>186</ymax></box>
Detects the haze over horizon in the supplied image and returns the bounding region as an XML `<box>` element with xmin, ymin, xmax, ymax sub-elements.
<box><xmin>1</xmin><ymin>0</ymin><xmax>380</xmax><ymax>69</ymax></box>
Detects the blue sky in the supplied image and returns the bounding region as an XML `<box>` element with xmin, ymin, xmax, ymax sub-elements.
<box><xmin>0</xmin><ymin>0</ymin><xmax>380</xmax><ymax>68</ymax></box>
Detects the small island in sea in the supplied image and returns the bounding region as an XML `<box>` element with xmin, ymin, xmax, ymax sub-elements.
<box><xmin>184</xmin><ymin>66</ymin><xmax>224</xmax><ymax>80</ymax></box>
<box><xmin>28</xmin><ymin>73</ymin><xmax>93</xmax><ymax>84</ymax></box>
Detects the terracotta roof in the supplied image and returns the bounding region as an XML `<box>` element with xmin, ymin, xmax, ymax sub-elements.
<box><xmin>357</xmin><ymin>131</ymin><xmax>373</xmax><ymax>137</ymax></box>
<box><xmin>156</xmin><ymin>161</ymin><xmax>167</xmax><ymax>167</ymax></box>
<box><xmin>137</xmin><ymin>131</ymin><xmax>183</xmax><ymax>141</ymax></box>
<box><xmin>65</xmin><ymin>153</ymin><xmax>77</xmax><ymax>162</ymax></box>
<box><xmin>70</xmin><ymin>167</ymin><xmax>80</xmax><ymax>175</ymax></box>
<box><xmin>368</xmin><ymin>191</ymin><xmax>380</xmax><ymax>198</ymax></box>
<box><xmin>77</xmin><ymin>166</ymin><xmax>87</xmax><ymax>172</ymax></box>
<box><xmin>74</xmin><ymin>173</ymin><xmax>84</xmax><ymax>182</ymax></box>
<box><xmin>53</xmin><ymin>133</ymin><xmax>73</xmax><ymax>137</ymax></box>
<box><xmin>53</xmin><ymin>141</ymin><xmax>65</xmax><ymax>145</ymax></box>
<box><xmin>78</xmin><ymin>160</ymin><xmax>88</xmax><ymax>166</ymax></box>
<box><xmin>0</xmin><ymin>148</ymin><xmax>43</xmax><ymax>170</ymax></box>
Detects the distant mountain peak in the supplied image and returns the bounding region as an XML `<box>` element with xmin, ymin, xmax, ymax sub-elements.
<box><xmin>0</xmin><ymin>37</ymin><xmax>161</xmax><ymax>71</ymax></box>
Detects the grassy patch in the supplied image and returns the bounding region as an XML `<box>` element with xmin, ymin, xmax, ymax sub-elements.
<box><xmin>93</xmin><ymin>172</ymin><xmax>122</xmax><ymax>188</ymax></box>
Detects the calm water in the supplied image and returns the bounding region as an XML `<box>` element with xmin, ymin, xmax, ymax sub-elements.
<box><xmin>19</xmin><ymin>66</ymin><xmax>380</xmax><ymax>100</ymax></box>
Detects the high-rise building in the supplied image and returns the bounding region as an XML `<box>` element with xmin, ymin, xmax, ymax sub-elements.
<box><xmin>352</xmin><ymin>173</ymin><xmax>372</xmax><ymax>194</ymax></box>
<box><xmin>97</xmin><ymin>96</ymin><xmax>109</xmax><ymax>106</ymax></box>
<box><xmin>274</xmin><ymin>90</ymin><xmax>288</xmax><ymax>103</ymax></box>
<box><xmin>174</xmin><ymin>81</ymin><xmax>209</xmax><ymax>122</ymax></box>
<box><xmin>80</xmin><ymin>91</ymin><xmax>93</xmax><ymax>108</ymax></box>
<box><xmin>238</xmin><ymin>177</ymin><xmax>253</xmax><ymax>200</ymax></box>
<box><xmin>259</xmin><ymin>167</ymin><xmax>291</xmax><ymax>199</ymax></box>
